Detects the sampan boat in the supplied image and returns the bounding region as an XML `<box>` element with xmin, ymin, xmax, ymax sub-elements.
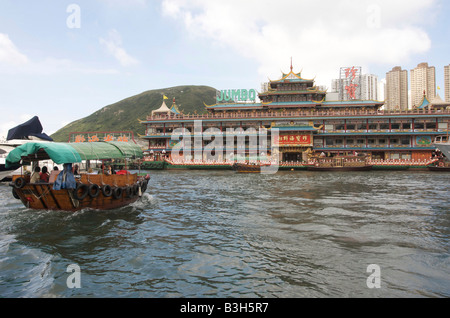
<box><xmin>6</xmin><ymin>141</ymin><xmax>150</xmax><ymax>212</ymax></box>
<box><xmin>232</xmin><ymin>162</ymin><xmax>271</xmax><ymax>173</ymax></box>
<box><xmin>307</xmin><ymin>155</ymin><xmax>373</xmax><ymax>172</ymax></box>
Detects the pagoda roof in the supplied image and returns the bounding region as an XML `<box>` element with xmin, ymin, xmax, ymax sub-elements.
<box><xmin>152</xmin><ymin>97</ymin><xmax>182</xmax><ymax>116</ymax></box>
<box><xmin>259</xmin><ymin>87</ymin><xmax>327</xmax><ymax>96</ymax></box>
<box><xmin>170</xmin><ymin>98</ymin><xmax>182</xmax><ymax>114</ymax></box>
<box><xmin>417</xmin><ymin>94</ymin><xmax>431</xmax><ymax>109</ymax></box>
<box><xmin>270</xmin><ymin>69</ymin><xmax>315</xmax><ymax>83</ymax></box>
<box><xmin>430</xmin><ymin>94</ymin><xmax>449</xmax><ymax>106</ymax></box>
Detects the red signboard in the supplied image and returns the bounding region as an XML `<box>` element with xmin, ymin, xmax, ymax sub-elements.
<box><xmin>276</xmin><ymin>134</ymin><xmax>312</xmax><ymax>146</ymax></box>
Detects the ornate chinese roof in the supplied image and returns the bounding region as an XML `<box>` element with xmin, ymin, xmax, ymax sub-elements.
<box><xmin>269</xmin><ymin>69</ymin><xmax>315</xmax><ymax>83</ymax></box>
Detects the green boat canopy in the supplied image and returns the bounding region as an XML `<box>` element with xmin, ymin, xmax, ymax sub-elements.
<box><xmin>6</xmin><ymin>141</ymin><xmax>143</xmax><ymax>168</ymax></box>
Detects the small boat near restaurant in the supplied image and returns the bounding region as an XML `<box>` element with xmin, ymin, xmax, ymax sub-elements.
<box><xmin>308</xmin><ymin>155</ymin><xmax>373</xmax><ymax>171</ymax></box>
<box><xmin>6</xmin><ymin>141</ymin><xmax>149</xmax><ymax>212</ymax></box>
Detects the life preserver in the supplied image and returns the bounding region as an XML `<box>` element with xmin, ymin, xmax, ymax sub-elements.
<box><xmin>88</xmin><ymin>184</ymin><xmax>100</xmax><ymax>198</ymax></box>
<box><xmin>13</xmin><ymin>177</ymin><xmax>26</xmax><ymax>189</ymax></box>
<box><xmin>102</xmin><ymin>185</ymin><xmax>113</xmax><ymax>197</ymax></box>
<box><xmin>112</xmin><ymin>187</ymin><xmax>123</xmax><ymax>199</ymax></box>
<box><xmin>73</xmin><ymin>183</ymin><xmax>89</xmax><ymax>201</ymax></box>
<box><xmin>439</xmin><ymin>162</ymin><xmax>445</xmax><ymax>167</ymax></box>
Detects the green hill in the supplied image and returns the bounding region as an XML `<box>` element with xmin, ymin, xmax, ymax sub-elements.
<box><xmin>51</xmin><ymin>85</ymin><xmax>217</xmax><ymax>142</ymax></box>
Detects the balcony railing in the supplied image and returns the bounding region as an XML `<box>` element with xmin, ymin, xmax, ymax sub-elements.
<box><xmin>144</xmin><ymin>108</ymin><xmax>450</xmax><ymax>122</ymax></box>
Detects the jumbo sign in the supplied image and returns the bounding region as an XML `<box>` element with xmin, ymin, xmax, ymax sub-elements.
<box><xmin>216</xmin><ymin>89</ymin><xmax>257</xmax><ymax>103</ymax></box>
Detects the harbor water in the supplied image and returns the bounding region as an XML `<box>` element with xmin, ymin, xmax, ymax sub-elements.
<box><xmin>0</xmin><ymin>170</ymin><xmax>449</xmax><ymax>298</ymax></box>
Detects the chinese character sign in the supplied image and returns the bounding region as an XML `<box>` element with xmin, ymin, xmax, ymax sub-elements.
<box><xmin>345</xmin><ymin>83</ymin><xmax>358</xmax><ymax>100</ymax></box>
<box><xmin>340</xmin><ymin>66</ymin><xmax>361</xmax><ymax>100</ymax></box>
<box><xmin>70</xmin><ymin>132</ymin><xmax>134</xmax><ymax>143</ymax></box>
<box><xmin>275</xmin><ymin>134</ymin><xmax>312</xmax><ymax>146</ymax></box>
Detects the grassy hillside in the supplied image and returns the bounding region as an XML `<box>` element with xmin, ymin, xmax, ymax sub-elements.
<box><xmin>51</xmin><ymin>85</ymin><xmax>217</xmax><ymax>142</ymax></box>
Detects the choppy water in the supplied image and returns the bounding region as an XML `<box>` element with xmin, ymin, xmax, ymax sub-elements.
<box><xmin>0</xmin><ymin>170</ymin><xmax>449</xmax><ymax>298</ymax></box>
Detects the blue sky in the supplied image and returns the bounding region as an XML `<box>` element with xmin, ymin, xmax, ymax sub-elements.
<box><xmin>0</xmin><ymin>0</ymin><xmax>449</xmax><ymax>138</ymax></box>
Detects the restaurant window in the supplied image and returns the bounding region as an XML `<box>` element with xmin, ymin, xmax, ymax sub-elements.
<box><xmin>401</xmin><ymin>138</ymin><xmax>410</xmax><ymax>145</ymax></box>
<box><xmin>346</xmin><ymin>124</ymin><xmax>356</xmax><ymax>130</ymax></box>
<box><xmin>402</xmin><ymin>123</ymin><xmax>411</xmax><ymax>130</ymax></box>
<box><xmin>426</xmin><ymin>123</ymin><xmax>436</xmax><ymax>129</ymax></box>
<box><xmin>379</xmin><ymin>124</ymin><xmax>390</xmax><ymax>130</ymax></box>
<box><xmin>368</xmin><ymin>124</ymin><xmax>377</xmax><ymax>130</ymax></box>
<box><xmin>391</xmin><ymin>123</ymin><xmax>400</xmax><ymax>130</ymax></box>
<box><xmin>357</xmin><ymin>123</ymin><xmax>367</xmax><ymax>130</ymax></box>
<box><xmin>414</xmin><ymin>122</ymin><xmax>425</xmax><ymax>129</ymax></box>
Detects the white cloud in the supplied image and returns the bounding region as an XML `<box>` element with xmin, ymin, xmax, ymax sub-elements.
<box><xmin>0</xmin><ymin>33</ymin><xmax>28</xmax><ymax>66</ymax></box>
<box><xmin>99</xmin><ymin>29</ymin><xmax>139</xmax><ymax>67</ymax></box>
<box><xmin>161</xmin><ymin>0</ymin><xmax>436</xmax><ymax>88</ymax></box>
<box><xmin>0</xmin><ymin>33</ymin><xmax>118</xmax><ymax>75</ymax></box>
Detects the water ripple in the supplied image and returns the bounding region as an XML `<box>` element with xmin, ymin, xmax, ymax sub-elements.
<box><xmin>0</xmin><ymin>170</ymin><xmax>449</xmax><ymax>298</ymax></box>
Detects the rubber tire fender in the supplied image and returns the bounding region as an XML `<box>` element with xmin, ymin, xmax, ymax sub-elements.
<box><xmin>12</xmin><ymin>188</ymin><xmax>20</xmax><ymax>200</ymax></box>
<box><xmin>73</xmin><ymin>183</ymin><xmax>89</xmax><ymax>201</ymax></box>
<box><xmin>88</xmin><ymin>184</ymin><xmax>100</xmax><ymax>198</ymax></box>
<box><xmin>112</xmin><ymin>187</ymin><xmax>123</xmax><ymax>199</ymax></box>
<box><xmin>14</xmin><ymin>177</ymin><xmax>26</xmax><ymax>189</ymax></box>
<box><xmin>102</xmin><ymin>184</ymin><xmax>113</xmax><ymax>197</ymax></box>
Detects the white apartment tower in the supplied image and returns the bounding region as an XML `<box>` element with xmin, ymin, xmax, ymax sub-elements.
<box><xmin>445</xmin><ymin>64</ymin><xmax>450</xmax><ymax>103</ymax></box>
<box><xmin>360</xmin><ymin>74</ymin><xmax>379</xmax><ymax>101</ymax></box>
<box><xmin>385</xmin><ymin>66</ymin><xmax>409</xmax><ymax>111</ymax></box>
<box><xmin>410</xmin><ymin>62</ymin><xmax>436</xmax><ymax>108</ymax></box>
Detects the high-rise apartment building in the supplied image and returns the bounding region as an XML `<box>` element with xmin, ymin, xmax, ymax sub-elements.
<box><xmin>360</xmin><ymin>74</ymin><xmax>379</xmax><ymax>101</ymax></box>
<box><xmin>445</xmin><ymin>64</ymin><xmax>450</xmax><ymax>103</ymax></box>
<box><xmin>385</xmin><ymin>66</ymin><xmax>409</xmax><ymax>111</ymax></box>
<box><xmin>410</xmin><ymin>62</ymin><xmax>436</xmax><ymax>108</ymax></box>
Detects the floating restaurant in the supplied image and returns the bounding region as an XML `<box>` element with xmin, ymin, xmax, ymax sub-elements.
<box><xmin>140</xmin><ymin>63</ymin><xmax>450</xmax><ymax>171</ymax></box>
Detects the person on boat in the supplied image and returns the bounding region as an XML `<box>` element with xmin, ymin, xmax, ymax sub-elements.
<box><xmin>87</xmin><ymin>168</ymin><xmax>97</xmax><ymax>174</ymax></box>
<box><xmin>73</xmin><ymin>164</ymin><xmax>79</xmax><ymax>175</ymax></box>
<box><xmin>49</xmin><ymin>166</ymin><xmax>59</xmax><ymax>184</ymax></box>
<box><xmin>106</xmin><ymin>165</ymin><xmax>116</xmax><ymax>175</ymax></box>
<box><xmin>53</xmin><ymin>163</ymin><xmax>76</xmax><ymax>190</ymax></box>
<box><xmin>39</xmin><ymin>166</ymin><xmax>50</xmax><ymax>183</ymax></box>
<box><xmin>30</xmin><ymin>166</ymin><xmax>41</xmax><ymax>183</ymax></box>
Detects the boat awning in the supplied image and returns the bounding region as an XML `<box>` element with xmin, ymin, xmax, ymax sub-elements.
<box><xmin>69</xmin><ymin>141</ymin><xmax>143</xmax><ymax>161</ymax></box>
<box><xmin>6</xmin><ymin>141</ymin><xmax>143</xmax><ymax>168</ymax></box>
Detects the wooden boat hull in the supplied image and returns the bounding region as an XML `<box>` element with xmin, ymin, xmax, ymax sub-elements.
<box><xmin>428</xmin><ymin>166</ymin><xmax>450</xmax><ymax>172</ymax></box>
<box><xmin>232</xmin><ymin>163</ymin><xmax>267</xmax><ymax>173</ymax></box>
<box><xmin>307</xmin><ymin>165</ymin><xmax>373</xmax><ymax>172</ymax></box>
<box><xmin>10</xmin><ymin>174</ymin><xmax>149</xmax><ymax>212</ymax></box>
